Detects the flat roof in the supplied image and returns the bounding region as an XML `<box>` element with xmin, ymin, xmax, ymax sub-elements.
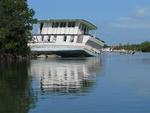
<box><xmin>39</xmin><ymin>19</ymin><xmax>97</xmax><ymax>30</ymax></box>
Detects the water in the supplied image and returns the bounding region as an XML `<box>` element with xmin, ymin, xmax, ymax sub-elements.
<box><xmin>0</xmin><ymin>53</ymin><xmax>150</xmax><ymax>113</ymax></box>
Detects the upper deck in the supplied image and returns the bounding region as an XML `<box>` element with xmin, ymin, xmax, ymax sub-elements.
<box><xmin>37</xmin><ymin>19</ymin><xmax>97</xmax><ymax>35</ymax></box>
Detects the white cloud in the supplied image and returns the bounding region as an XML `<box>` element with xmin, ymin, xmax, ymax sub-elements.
<box><xmin>135</xmin><ymin>7</ymin><xmax>150</xmax><ymax>17</ymax></box>
<box><xmin>111</xmin><ymin>18</ymin><xmax>150</xmax><ymax>29</ymax></box>
<box><xmin>109</xmin><ymin>7</ymin><xmax>150</xmax><ymax>29</ymax></box>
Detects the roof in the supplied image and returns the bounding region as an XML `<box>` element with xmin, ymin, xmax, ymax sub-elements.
<box><xmin>39</xmin><ymin>19</ymin><xmax>97</xmax><ymax>30</ymax></box>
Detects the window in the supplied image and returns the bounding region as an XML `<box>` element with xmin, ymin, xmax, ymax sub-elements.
<box><xmin>84</xmin><ymin>27</ymin><xmax>87</xmax><ymax>34</ymax></box>
<box><xmin>70</xmin><ymin>36</ymin><xmax>74</xmax><ymax>42</ymax></box>
<box><xmin>79</xmin><ymin>24</ymin><xmax>82</xmax><ymax>29</ymax></box>
<box><xmin>81</xmin><ymin>24</ymin><xmax>85</xmax><ymax>31</ymax></box>
<box><xmin>80</xmin><ymin>24</ymin><xmax>87</xmax><ymax>34</ymax></box>
<box><xmin>52</xmin><ymin>35</ymin><xmax>57</xmax><ymax>42</ymax></box>
<box><xmin>60</xmin><ymin>22</ymin><xmax>66</xmax><ymax>27</ymax></box>
<box><xmin>41</xmin><ymin>36</ymin><xmax>44</xmax><ymax>41</ymax></box>
<box><xmin>47</xmin><ymin>36</ymin><xmax>50</xmax><ymax>42</ymax></box>
<box><xmin>52</xmin><ymin>22</ymin><xmax>55</xmax><ymax>27</ymax></box>
<box><xmin>40</xmin><ymin>22</ymin><xmax>44</xmax><ymax>33</ymax></box>
<box><xmin>64</xmin><ymin>35</ymin><xmax>67</xmax><ymax>42</ymax></box>
<box><xmin>68</xmin><ymin>22</ymin><xmax>75</xmax><ymax>27</ymax></box>
<box><xmin>52</xmin><ymin>22</ymin><xmax>59</xmax><ymax>28</ymax></box>
<box><xmin>77</xmin><ymin>35</ymin><xmax>83</xmax><ymax>43</ymax></box>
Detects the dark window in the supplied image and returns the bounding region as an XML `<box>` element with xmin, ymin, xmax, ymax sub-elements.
<box><xmin>81</xmin><ymin>24</ymin><xmax>85</xmax><ymax>31</ymax></box>
<box><xmin>70</xmin><ymin>36</ymin><xmax>74</xmax><ymax>42</ymax></box>
<box><xmin>40</xmin><ymin>22</ymin><xmax>44</xmax><ymax>33</ymax></box>
<box><xmin>64</xmin><ymin>36</ymin><xmax>67</xmax><ymax>41</ymax></box>
<box><xmin>47</xmin><ymin>36</ymin><xmax>50</xmax><ymax>42</ymax></box>
<box><xmin>68</xmin><ymin>22</ymin><xmax>75</xmax><ymax>27</ymax></box>
<box><xmin>68</xmin><ymin>22</ymin><xmax>71</xmax><ymax>27</ymax></box>
<box><xmin>52</xmin><ymin>22</ymin><xmax>59</xmax><ymax>27</ymax></box>
<box><xmin>84</xmin><ymin>27</ymin><xmax>86</xmax><ymax>34</ymax></box>
<box><xmin>52</xmin><ymin>22</ymin><xmax>55</xmax><ymax>27</ymax></box>
<box><xmin>60</xmin><ymin>22</ymin><xmax>66</xmax><ymax>27</ymax></box>
<box><xmin>41</xmin><ymin>36</ymin><xmax>44</xmax><ymax>41</ymax></box>
<box><xmin>79</xmin><ymin>24</ymin><xmax>82</xmax><ymax>29</ymax></box>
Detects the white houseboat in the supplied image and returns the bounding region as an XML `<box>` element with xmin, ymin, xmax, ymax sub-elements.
<box><xmin>28</xmin><ymin>19</ymin><xmax>104</xmax><ymax>57</ymax></box>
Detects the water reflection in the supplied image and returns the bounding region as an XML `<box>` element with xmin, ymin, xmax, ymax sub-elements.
<box><xmin>30</xmin><ymin>57</ymin><xmax>102</xmax><ymax>94</ymax></box>
<box><xmin>0</xmin><ymin>61</ymin><xmax>36</xmax><ymax>113</ymax></box>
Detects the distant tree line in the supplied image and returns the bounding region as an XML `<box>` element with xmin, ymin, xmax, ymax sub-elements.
<box><xmin>139</xmin><ymin>41</ymin><xmax>150</xmax><ymax>52</ymax></box>
<box><xmin>110</xmin><ymin>41</ymin><xmax>150</xmax><ymax>52</ymax></box>
<box><xmin>0</xmin><ymin>0</ymin><xmax>37</xmax><ymax>59</ymax></box>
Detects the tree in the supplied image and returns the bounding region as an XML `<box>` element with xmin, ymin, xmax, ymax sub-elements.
<box><xmin>140</xmin><ymin>41</ymin><xmax>150</xmax><ymax>52</ymax></box>
<box><xmin>0</xmin><ymin>0</ymin><xmax>37</xmax><ymax>56</ymax></box>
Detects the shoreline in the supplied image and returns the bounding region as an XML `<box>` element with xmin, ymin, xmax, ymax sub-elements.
<box><xmin>0</xmin><ymin>54</ymin><xmax>29</xmax><ymax>61</ymax></box>
<box><xmin>0</xmin><ymin>52</ymin><xmax>150</xmax><ymax>61</ymax></box>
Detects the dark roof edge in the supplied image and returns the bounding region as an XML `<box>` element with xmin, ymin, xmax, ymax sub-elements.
<box><xmin>38</xmin><ymin>19</ymin><xmax>97</xmax><ymax>30</ymax></box>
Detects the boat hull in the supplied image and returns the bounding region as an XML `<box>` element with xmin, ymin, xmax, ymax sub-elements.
<box><xmin>31</xmin><ymin>50</ymin><xmax>97</xmax><ymax>57</ymax></box>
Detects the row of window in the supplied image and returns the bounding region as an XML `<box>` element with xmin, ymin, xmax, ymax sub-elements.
<box><xmin>79</xmin><ymin>24</ymin><xmax>89</xmax><ymax>34</ymax></box>
<box><xmin>52</xmin><ymin>22</ymin><xmax>75</xmax><ymax>28</ymax></box>
<box><xmin>63</xmin><ymin>36</ymin><xmax>74</xmax><ymax>42</ymax></box>
<box><xmin>63</xmin><ymin>36</ymin><xmax>83</xmax><ymax>43</ymax></box>
<box><xmin>42</xmin><ymin>22</ymin><xmax>89</xmax><ymax>35</ymax></box>
<box><xmin>38</xmin><ymin>35</ymin><xmax>83</xmax><ymax>43</ymax></box>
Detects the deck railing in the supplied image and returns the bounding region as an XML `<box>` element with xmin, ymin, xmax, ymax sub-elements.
<box><xmin>30</xmin><ymin>34</ymin><xmax>104</xmax><ymax>45</ymax></box>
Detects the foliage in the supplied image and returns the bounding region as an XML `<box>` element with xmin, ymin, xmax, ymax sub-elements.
<box><xmin>0</xmin><ymin>0</ymin><xmax>37</xmax><ymax>56</ymax></box>
<box><xmin>140</xmin><ymin>41</ymin><xmax>150</xmax><ymax>52</ymax></box>
<box><xmin>111</xmin><ymin>41</ymin><xmax>150</xmax><ymax>52</ymax></box>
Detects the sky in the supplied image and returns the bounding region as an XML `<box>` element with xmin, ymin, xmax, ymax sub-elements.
<box><xmin>28</xmin><ymin>0</ymin><xmax>150</xmax><ymax>45</ymax></box>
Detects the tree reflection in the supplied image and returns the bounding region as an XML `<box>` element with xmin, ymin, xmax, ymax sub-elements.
<box><xmin>0</xmin><ymin>61</ymin><xmax>36</xmax><ymax>113</ymax></box>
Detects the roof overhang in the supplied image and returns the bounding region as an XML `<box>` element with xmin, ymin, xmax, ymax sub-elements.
<box><xmin>38</xmin><ymin>19</ymin><xmax>97</xmax><ymax>30</ymax></box>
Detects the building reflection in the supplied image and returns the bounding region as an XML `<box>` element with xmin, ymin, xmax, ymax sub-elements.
<box><xmin>30</xmin><ymin>57</ymin><xmax>102</xmax><ymax>94</ymax></box>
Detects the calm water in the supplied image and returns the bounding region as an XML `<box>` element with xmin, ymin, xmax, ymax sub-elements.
<box><xmin>0</xmin><ymin>53</ymin><xmax>150</xmax><ymax>113</ymax></box>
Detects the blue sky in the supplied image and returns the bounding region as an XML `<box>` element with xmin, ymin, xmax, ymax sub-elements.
<box><xmin>28</xmin><ymin>0</ymin><xmax>150</xmax><ymax>45</ymax></box>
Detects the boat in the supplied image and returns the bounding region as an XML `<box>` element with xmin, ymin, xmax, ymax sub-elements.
<box><xmin>28</xmin><ymin>19</ymin><xmax>105</xmax><ymax>57</ymax></box>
